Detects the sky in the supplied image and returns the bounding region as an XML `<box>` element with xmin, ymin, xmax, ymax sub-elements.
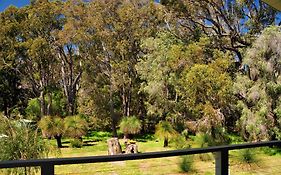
<box><xmin>0</xmin><ymin>0</ymin><xmax>30</xmax><ymax>11</ymax></box>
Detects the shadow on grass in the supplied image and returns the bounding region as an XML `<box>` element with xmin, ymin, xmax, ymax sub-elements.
<box><xmin>83</xmin><ymin>140</ymin><xmax>97</xmax><ymax>146</ymax></box>
<box><xmin>60</xmin><ymin>140</ymin><xmax>99</xmax><ymax>148</ymax></box>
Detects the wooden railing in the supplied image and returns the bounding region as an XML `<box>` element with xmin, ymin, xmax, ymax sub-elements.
<box><xmin>0</xmin><ymin>140</ymin><xmax>281</xmax><ymax>175</ymax></box>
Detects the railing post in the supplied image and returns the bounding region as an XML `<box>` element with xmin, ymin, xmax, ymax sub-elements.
<box><xmin>41</xmin><ymin>163</ymin><xmax>54</xmax><ymax>175</ymax></box>
<box><xmin>215</xmin><ymin>149</ymin><xmax>229</xmax><ymax>175</ymax></box>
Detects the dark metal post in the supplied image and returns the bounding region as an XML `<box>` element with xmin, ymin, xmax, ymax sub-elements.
<box><xmin>41</xmin><ymin>163</ymin><xmax>54</xmax><ymax>175</ymax></box>
<box><xmin>215</xmin><ymin>149</ymin><xmax>229</xmax><ymax>175</ymax></box>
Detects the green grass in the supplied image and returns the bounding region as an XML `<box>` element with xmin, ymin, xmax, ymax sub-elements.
<box><xmin>51</xmin><ymin>138</ymin><xmax>281</xmax><ymax>175</ymax></box>
<box><xmin>2</xmin><ymin>132</ymin><xmax>281</xmax><ymax>175</ymax></box>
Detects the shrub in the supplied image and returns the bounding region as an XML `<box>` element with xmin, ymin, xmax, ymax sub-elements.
<box><xmin>171</xmin><ymin>135</ymin><xmax>191</xmax><ymax>149</ymax></box>
<box><xmin>25</xmin><ymin>98</ymin><xmax>41</xmax><ymax>119</ymax></box>
<box><xmin>0</xmin><ymin>115</ymin><xmax>49</xmax><ymax>175</ymax></box>
<box><xmin>262</xmin><ymin>147</ymin><xmax>281</xmax><ymax>156</ymax></box>
<box><xmin>238</xmin><ymin>148</ymin><xmax>258</xmax><ymax>164</ymax></box>
<box><xmin>194</xmin><ymin>133</ymin><xmax>213</xmax><ymax>161</ymax></box>
<box><xmin>194</xmin><ymin>133</ymin><xmax>212</xmax><ymax>148</ymax></box>
<box><xmin>70</xmin><ymin>139</ymin><xmax>83</xmax><ymax>148</ymax></box>
<box><xmin>179</xmin><ymin>155</ymin><xmax>194</xmax><ymax>173</ymax></box>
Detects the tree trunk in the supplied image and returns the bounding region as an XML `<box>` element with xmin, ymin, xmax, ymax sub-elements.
<box><xmin>107</xmin><ymin>138</ymin><xmax>122</xmax><ymax>155</ymax></box>
<box><xmin>110</xmin><ymin>81</ymin><xmax>118</xmax><ymax>137</ymax></box>
<box><xmin>40</xmin><ymin>90</ymin><xmax>46</xmax><ymax>116</ymax></box>
<box><xmin>164</xmin><ymin>137</ymin><xmax>168</xmax><ymax>147</ymax></box>
<box><xmin>55</xmin><ymin>135</ymin><xmax>63</xmax><ymax>148</ymax></box>
<box><xmin>46</xmin><ymin>93</ymin><xmax>52</xmax><ymax>115</ymax></box>
<box><xmin>59</xmin><ymin>47</ymin><xmax>82</xmax><ymax>116</ymax></box>
<box><xmin>125</xmin><ymin>142</ymin><xmax>138</xmax><ymax>154</ymax></box>
<box><xmin>3</xmin><ymin>99</ymin><xmax>8</xmax><ymax>117</ymax></box>
<box><xmin>67</xmin><ymin>89</ymin><xmax>76</xmax><ymax>116</ymax></box>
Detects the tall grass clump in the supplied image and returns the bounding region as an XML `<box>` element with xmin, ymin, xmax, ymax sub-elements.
<box><xmin>179</xmin><ymin>155</ymin><xmax>194</xmax><ymax>173</ymax></box>
<box><xmin>238</xmin><ymin>148</ymin><xmax>258</xmax><ymax>164</ymax></box>
<box><xmin>0</xmin><ymin>114</ymin><xmax>50</xmax><ymax>175</ymax></box>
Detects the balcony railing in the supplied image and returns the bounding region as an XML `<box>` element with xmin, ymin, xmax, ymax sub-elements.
<box><xmin>0</xmin><ymin>140</ymin><xmax>281</xmax><ymax>175</ymax></box>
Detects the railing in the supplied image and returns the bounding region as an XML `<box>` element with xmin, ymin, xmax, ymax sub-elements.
<box><xmin>0</xmin><ymin>140</ymin><xmax>281</xmax><ymax>175</ymax></box>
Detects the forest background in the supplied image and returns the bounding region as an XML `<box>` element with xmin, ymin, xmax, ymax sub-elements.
<box><xmin>1</xmin><ymin>0</ymin><xmax>281</xmax><ymax>148</ymax></box>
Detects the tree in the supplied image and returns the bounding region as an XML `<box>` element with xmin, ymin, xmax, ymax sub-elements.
<box><xmin>235</xmin><ymin>26</ymin><xmax>281</xmax><ymax>141</ymax></box>
<box><xmin>39</xmin><ymin>115</ymin><xmax>64</xmax><ymax>148</ymax></box>
<box><xmin>119</xmin><ymin>116</ymin><xmax>141</xmax><ymax>139</ymax></box>
<box><xmin>79</xmin><ymin>0</ymin><xmax>163</xmax><ymax>136</ymax></box>
<box><xmin>0</xmin><ymin>68</ymin><xmax>22</xmax><ymax>116</ymax></box>
<box><xmin>155</xmin><ymin>121</ymin><xmax>177</xmax><ymax>147</ymax></box>
<box><xmin>160</xmin><ymin>0</ymin><xmax>280</xmax><ymax>65</ymax></box>
<box><xmin>136</xmin><ymin>32</ymin><xmax>185</xmax><ymax>120</ymax></box>
<box><xmin>179</xmin><ymin>54</ymin><xmax>234</xmax><ymax>143</ymax></box>
<box><xmin>64</xmin><ymin>115</ymin><xmax>88</xmax><ymax>140</ymax></box>
<box><xmin>0</xmin><ymin>2</ymin><xmax>64</xmax><ymax>117</ymax></box>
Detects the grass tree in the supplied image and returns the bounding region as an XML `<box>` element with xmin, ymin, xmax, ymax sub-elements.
<box><xmin>155</xmin><ymin>121</ymin><xmax>177</xmax><ymax>147</ymax></box>
<box><xmin>119</xmin><ymin>116</ymin><xmax>142</xmax><ymax>139</ymax></box>
<box><xmin>64</xmin><ymin>115</ymin><xmax>88</xmax><ymax>141</ymax></box>
<box><xmin>39</xmin><ymin>116</ymin><xmax>64</xmax><ymax>148</ymax></box>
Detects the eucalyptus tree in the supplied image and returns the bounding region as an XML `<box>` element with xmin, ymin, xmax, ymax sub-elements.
<box><xmin>0</xmin><ymin>2</ymin><xmax>64</xmax><ymax>117</ymax></box>
<box><xmin>235</xmin><ymin>26</ymin><xmax>281</xmax><ymax>141</ymax></box>
<box><xmin>79</xmin><ymin>0</ymin><xmax>164</xmax><ymax>136</ymax></box>
<box><xmin>160</xmin><ymin>0</ymin><xmax>280</xmax><ymax>65</ymax></box>
<box><xmin>52</xmin><ymin>0</ymin><xmax>90</xmax><ymax>116</ymax></box>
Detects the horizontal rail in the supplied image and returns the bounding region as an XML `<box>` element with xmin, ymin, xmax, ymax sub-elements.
<box><xmin>0</xmin><ymin>140</ymin><xmax>280</xmax><ymax>169</ymax></box>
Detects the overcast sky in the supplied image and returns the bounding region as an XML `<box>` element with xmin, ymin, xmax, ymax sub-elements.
<box><xmin>0</xmin><ymin>0</ymin><xmax>30</xmax><ymax>11</ymax></box>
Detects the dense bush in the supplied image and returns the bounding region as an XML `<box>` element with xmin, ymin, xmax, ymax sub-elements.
<box><xmin>70</xmin><ymin>139</ymin><xmax>83</xmax><ymax>148</ymax></box>
<box><xmin>0</xmin><ymin>115</ymin><xmax>49</xmax><ymax>175</ymax></box>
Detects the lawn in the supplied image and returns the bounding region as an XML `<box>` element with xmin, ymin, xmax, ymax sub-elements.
<box><xmin>42</xmin><ymin>134</ymin><xmax>281</xmax><ymax>175</ymax></box>
<box><xmin>1</xmin><ymin>133</ymin><xmax>281</xmax><ymax>175</ymax></box>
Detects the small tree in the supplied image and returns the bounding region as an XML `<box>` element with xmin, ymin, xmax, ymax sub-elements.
<box><xmin>119</xmin><ymin>116</ymin><xmax>142</xmax><ymax>139</ymax></box>
<box><xmin>155</xmin><ymin>121</ymin><xmax>177</xmax><ymax>147</ymax></box>
<box><xmin>64</xmin><ymin>115</ymin><xmax>88</xmax><ymax>141</ymax></box>
<box><xmin>39</xmin><ymin>116</ymin><xmax>64</xmax><ymax>148</ymax></box>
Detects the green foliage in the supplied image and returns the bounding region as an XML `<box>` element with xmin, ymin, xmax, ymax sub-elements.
<box><xmin>194</xmin><ymin>133</ymin><xmax>213</xmax><ymax>148</ymax></box>
<box><xmin>136</xmin><ymin>32</ymin><xmax>186</xmax><ymax>117</ymax></box>
<box><xmin>86</xmin><ymin>131</ymin><xmax>112</xmax><ymax>142</ymax></box>
<box><xmin>262</xmin><ymin>147</ymin><xmax>281</xmax><ymax>156</ymax></box>
<box><xmin>235</xmin><ymin>26</ymin><xmax>281</xmax><ymax>141</ymax></box>
<box><xmin>25</xmin><ymin>98</ymin><xmax>41</xmax><ymax>119</ymax></box>
<box><xmin>70</xmin><ymin>139</ymin><xmax>83</xmax><ymax>148</ymax></box>
<box><xmin>64</xmin><ymin>115</ymin><xmax>88</xmax><ymax>139</ymax></box>
<box><xmin>39</xmin><ymin>116</ymin><xmax>64</xmax><ymax>138</ymax></box>
<box><xmin>171</xmin><ymin>135</ymin><xmax>190</xmax><ymax>149</ymax></box>
<box><xmin>119</xmin><ymin>116</ymin><xmax>142</xmax><ymax>136</ymax></box>
<box><xmin>155</xmin><ymin>121</ymin><xmax>178</xmax><ymax>147</ymax></box>
<box><xmin>179</xmin><ymin>155</ymin><xmax>194</xmax><ymax>173</ymax></box>
<box><xmin>237</xmin><ymin>149</ymin><xmax>258</xmax><ymax>164</ymax></box>
<box><xmin>0</xmin><ymin>115</ymin><xmax>49</xmax><ymax>175</ymax></box>
<box><xmin>0</xmin><ymin>0</ymin><xmax>280</xmax><ymax>144</ymax></box>
<box><xmin>25</xmin><ymin>92</ymin><xmax>66</xmax><ymax>119</ymax></box>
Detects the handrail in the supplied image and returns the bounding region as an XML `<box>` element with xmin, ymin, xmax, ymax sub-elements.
<box><xmin>0</xmin><ymin>140</ymin><xmax>281</xmax><ymax>175</ymax></box>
